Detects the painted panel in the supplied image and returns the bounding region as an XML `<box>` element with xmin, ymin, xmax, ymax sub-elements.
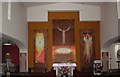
<box><xmin>35</xmin><ymin>32</ymin><xmax>45</xmax><ymax>63</ymax></box>
<box><xmin>80</xmin><ymin>30</ymin><xmax>95</xmax><ymax>68</ymax></box>
<box><xmin>34</xmin><ymin>30</ymin><xmax>47</xmax><ymax>64</ymax></box>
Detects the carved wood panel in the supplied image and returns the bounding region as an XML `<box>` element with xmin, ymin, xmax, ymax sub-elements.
<box><xmin>53</xmin><ymin>19</ymin><xmax>75</xmax><ymax>46</ymax></box>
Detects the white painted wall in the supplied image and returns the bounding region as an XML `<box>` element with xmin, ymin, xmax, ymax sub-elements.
<box><xmin>100</xmin><ymin>2</ymin><xmax>118</xmax><ymax>49</ymax></box>
<box><xmin>2</xmin><ymin>2</ymin><xmax>28</xmax><ymax>72</ymax></box>
<box><xmin>108</xmin><ymin>44</ymin><xmax>120</xmax><ymax>69</ymax></box>
<box><xmin>0</xmin><ymin>1</ymin><xmax>2</xmax><ymax>33</ymax></box>
<box><xmin>118</xmin><ymin>2</ymin><xmax>120</xmax><ymax>36</ymax></box>
<box><xmin>27</xmin><ymin>3</ymin><xmax>100</xmax><ymax>21</ymax></box>
<box><xmin>118</xmin><ymin>1</ymin><xmax>120</xmax><ymax>19</ymax></box>
<box><xmin>2</xmin><ymin>2</ymin><xmax>28</xmax><ymax>53</ymax></box>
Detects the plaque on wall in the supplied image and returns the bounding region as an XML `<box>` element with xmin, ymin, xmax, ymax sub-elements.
<box><xmin>80</xmin><ymin>29</ymin><xmax>95</xmax><ymax>68</ymax></box>
<box><xmin>102</xmin><ymin>52</ymin><xmax>108</xmax><ymax>72</ymax></box>
<box><xmin>34</xmin><ymin>30</ymin><xmax>48</xmax><ymax>64</ymax></box>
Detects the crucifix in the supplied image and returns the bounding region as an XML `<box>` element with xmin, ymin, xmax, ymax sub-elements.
<box><xmin>57</xmin><ymin>26</ymin><xmax>70</xmax><ymax>44</ymax></box>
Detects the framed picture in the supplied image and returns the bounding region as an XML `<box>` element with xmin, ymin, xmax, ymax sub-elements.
<box><xmin>93</xmin><ymin>60</ymin><xmax>102</xmax><ymax>75</ymax></box>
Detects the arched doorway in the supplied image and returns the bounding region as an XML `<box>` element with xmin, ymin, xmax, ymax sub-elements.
<box><xmin>1</xmin><ymin>33</ymin><xmax>27</xmax><ymax>73</ymax></box>
<box><xmin>2</xmin><ymin>41</ymin><xmax>20</xmax><ymax>72</ymax></box>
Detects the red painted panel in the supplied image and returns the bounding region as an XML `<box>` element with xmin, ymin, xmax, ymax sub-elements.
<box><xmin>2</xmin><ymin>45</ymin><xmax>19</xmax><ymax>65</ymax></box>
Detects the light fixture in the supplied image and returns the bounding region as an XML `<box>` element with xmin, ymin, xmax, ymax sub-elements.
<box><xmin>4</xmin><ymin>42</ymin><xmax>11</xmax><ymax>45</ymax></box>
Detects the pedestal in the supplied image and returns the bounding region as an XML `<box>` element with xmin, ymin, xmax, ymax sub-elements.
<box><xmin>52</xmin><ymin>63</ymin><xmax>76</xmax><ymax>77</ymax></box>
<box><xmin>116</xmin><ymin>61</ymin><xmax>120</xmax><ymax>72</ymax></box>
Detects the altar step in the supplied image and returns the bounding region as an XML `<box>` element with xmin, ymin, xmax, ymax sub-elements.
<box><xmin>2</xmin><ymin>70</ymin><xmax>120</xmax><ymax>77</ymax></box>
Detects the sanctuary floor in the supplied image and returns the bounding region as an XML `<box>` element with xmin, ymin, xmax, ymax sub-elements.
<box><xmin>1</xmin><ymin>70</ymin><xmax>120</xmax><ymax>77</ymax></box>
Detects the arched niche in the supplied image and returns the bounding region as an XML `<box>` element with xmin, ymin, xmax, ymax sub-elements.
<box><xmin>2</xmin><ymin>33</ymin><xmax>27</xmax><ymax>72</ymax></box>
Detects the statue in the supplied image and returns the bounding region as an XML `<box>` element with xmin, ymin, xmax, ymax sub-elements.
<box><xmin>57</xmin><ymin>26</ymin><xmax>70</xmax><ymax>44</ymax></box>
<box><xmin>5</xmin><ymin>52</ymin><xmax>14</xmax><ymax>72</ymax></box>
<box><xmin>6</xmin><ymin>53</ymin><xmax>11</xmax><ymax>71</ymax></box>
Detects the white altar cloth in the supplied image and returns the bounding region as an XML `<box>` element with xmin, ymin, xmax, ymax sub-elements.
<box><xmin>52</xmin><ymin>63</ymin><xmax>76</xmax><ymax>76</ymax></box>
<box><xmin>53</xmin><ymin>63</ymin><xmax>76</xmax><ymax>67</ymax></box>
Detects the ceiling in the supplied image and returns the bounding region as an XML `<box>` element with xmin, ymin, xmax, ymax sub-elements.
<box><xmin>23</xmin><ymin>2</ymin><xmax>56</xmax><ymax>8</ymax></box>
<box><xmin>23</xmin><ymin>2</ymin><xmax>104</xmax><ymax>8</ymax></box>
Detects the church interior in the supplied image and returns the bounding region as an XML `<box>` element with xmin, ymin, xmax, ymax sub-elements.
<box><xmin>0</xmin><ymin>1</ymin><xmax>120</xmax><ymax>77</ymax></box>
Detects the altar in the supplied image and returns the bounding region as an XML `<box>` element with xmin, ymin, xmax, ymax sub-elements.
<box><xmin>28</xmin><ymin>12</ymin><xmax>100</xmax><ymax>72</ymax></box>
<box><xmin>52</xmin><ymin>63</ymin><xmax>76</xmax><ymax>77</ymax></box>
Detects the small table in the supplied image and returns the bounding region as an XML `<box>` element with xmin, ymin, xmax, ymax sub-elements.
<box><xmin>52</xmin><ymin>63</ymin><xmax>76</xmax><ymax>77</ymax></box>
<box><xmin>116</xmin><ymin>61</ymin><xmax>120</xmax><ymax>72</ymax></box>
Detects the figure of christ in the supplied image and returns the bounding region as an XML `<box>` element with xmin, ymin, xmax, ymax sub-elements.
<box><xmin>83</xmin><ymin>33</ymin><xmax>93</xmax><ymax>63</ymax></box>
<box><xmin>57</xmin><ymin>26</ymin><xmax>70</xmax><ymax>44</ymax></box>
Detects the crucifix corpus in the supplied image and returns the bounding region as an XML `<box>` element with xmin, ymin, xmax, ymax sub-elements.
<box><xmin>57</xmin><ymin>26</ymin><xmax>70</xmax><ymax>44</ymax></box>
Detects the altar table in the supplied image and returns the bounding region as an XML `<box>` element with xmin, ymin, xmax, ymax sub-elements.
<box><xmin>52</xmin><ymin>63</ymin><xmax>76</xmax><ymax>77</ymax></box>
